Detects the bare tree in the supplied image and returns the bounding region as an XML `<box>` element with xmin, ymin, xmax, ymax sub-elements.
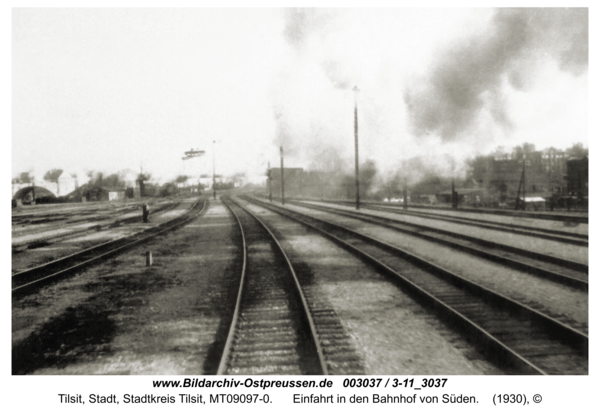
<box><xmin>566</xmin><ymin>143</ymin><xmax>588</xmax><ymax>158</ymax></box>
<box><xmin>87</xmin><ymin>171</ymin><xmax>105</xmax><ymax>187</ymax></box>
<box><xmin>19</xmin><ymin>172</ymin><xmax>33</xmax><ymax>184</ymax></box>
<box><xmin>175</xmin><ymin>175</ymin><xmax>189</xmax><ymax>184</ymax></box>
<box><xmin>43</xmin><ymin>168</ymin><xmax>63</xmax><ymax>182</ymax></box>
<box><xmin>103</xmin><ymin>173</ymin><xmax>126</xmax><ymax>189</ymax></box>
<box><xmin>44</xmin><ymin>168</ymin><xmax>64</xmax><ymax>194</ymax></box>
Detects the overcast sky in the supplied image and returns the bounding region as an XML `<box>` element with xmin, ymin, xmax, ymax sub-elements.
<box><xmin>12</xmin><ymin>7</ymin><xmax>589</xmax><ymax>184</ymax></box>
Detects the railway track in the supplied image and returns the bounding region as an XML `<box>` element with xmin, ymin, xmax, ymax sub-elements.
<box><xmin>278</xmin><ymin>199</ymin><xmax>588</xmax><ymax>291</ymax></box>
<box><xmin>11</xmin><ymin>205</ymin><xmax>136</xmax><ymax>235</ymax></box>
<box><xmin>12</xmin><ymin>199</ymin><xmax>207</xmax><ymax>297</ymax></box>
<box><xmin>309</xmin><ymin>199</ymin><xmax>587</xmax><ymax>246</ymax></box>
<box><xmin>218</xmin><ymin>197</ymin><xmax>327</xmax><ymax>375</ymax></box>
<box><xmin>218</xmin><ymin>197</ymin><xmax>368</xmax><ymax>375</ymax></box>
<box><xmin>12</xmin><ymin>204</ymin><xmax>135</xmax><ymax>228</ymax></box>
<box><xmin>351</xmin><ymin>200</ymin><xmax>589</xmax><ymax>224</ymax></box>
<box><xmin>12</xmin><ymin>202</ymin><xmax>178</xmax><ymax>250</ymax></box>
<box><xmin>242</xmin><ymin>196</ymin><xmax>588</xmax><ymax>375</ymax></box>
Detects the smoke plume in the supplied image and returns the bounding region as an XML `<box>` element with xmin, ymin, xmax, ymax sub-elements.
<box><xmin>272</xmin><ymin>8</ymin><xmax>358</xmax><ymax>177</ymax></box>
<box><xmin>404</xmin><ymin>8</ymin><xmax>588</xmax><ymax>142</ymax></box>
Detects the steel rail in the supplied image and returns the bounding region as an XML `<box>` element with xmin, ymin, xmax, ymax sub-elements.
<box><xmin>216</xmin><ymin>198</ymin><xmax>248</xmax><ymax>375</ymax></box>
<box><xmin>394</xmin><ymin>207</ymin><xmax>588</xmax><ymax>240</ymax></box>
<box><xmin>279</xmin><ymin>199</ymin><xmax>588</xmax><ymax>291</ymax></box>
<box><xmin>349</xmin><ymin>202</ymin><xmax>588</xmax><ymax>246</ymax></box>
<box><xmin>333</xmin><ymin>199</ymin><xmax>589</xmax><ymax>224</ymax></box>
<box><xmin>218</xmin><ymin>196</ymin><xmax>328</xmax><ymax>375</ymax></box>
<box><xmin>285</xmin><ymin>199</ymin><xmax>587</xmax><ymax>273</ymax></box>
<box><xmin>12</xmin><ymin>202</ymin><xmax>177</xmax><ymax>249</ymax></box>
<box><xmin>243</xmin><ymin>196</ymin><xmax>588</xmax><ymax>375</ymax></box>
<box><xmin>12</xmin><ymin>205</ymin><xmax>138</xmax><ymax>234</ymax></box>
<box><xmin>12</xmin><ymin>199</ymin><xmax>207</xmax><ymax>296</ymax></box>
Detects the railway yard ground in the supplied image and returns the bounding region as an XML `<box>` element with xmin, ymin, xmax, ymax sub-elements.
<box><xmin>11</xmin><ymin>193</ymin><xmax>589</xmax><ymax>375</ymax></box>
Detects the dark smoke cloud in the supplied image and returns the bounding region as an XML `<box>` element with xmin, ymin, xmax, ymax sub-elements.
<box><xmin>404</xmin><ymin>8</ymin><xmax>588</xmax><ymax>142</ymax></box>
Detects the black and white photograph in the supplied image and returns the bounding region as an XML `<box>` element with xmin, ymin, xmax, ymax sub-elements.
<box><xmin>8</xmin><ymin>3</ymin><xmax>594</xmax><ymax>411</ymax></box>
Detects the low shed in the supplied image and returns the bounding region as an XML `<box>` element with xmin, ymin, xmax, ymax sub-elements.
<box><xmin>519</xmin><ymin>196</ymin><xmax>546</xmax><ymax>211</ymax></box>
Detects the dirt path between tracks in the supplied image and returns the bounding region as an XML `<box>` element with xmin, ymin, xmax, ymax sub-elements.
<box><xmin>12</xmin><ymin>199</ymin><xmax>240</xmax><ymax>375</ymax></box>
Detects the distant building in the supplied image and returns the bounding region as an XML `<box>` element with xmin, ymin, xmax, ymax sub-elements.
<box><xmin>108</xmin><ymin>189</ymin><xmax>127</xmax><ymax>201</ymax></box>
<box><xmin>11</xmin><ymin>174</ymin><xmax>76</xmax><ymax>198</ymax></box>
<box><xmin>470</xmin><ymin>150</ymin><xmax>569</xmax><ymax>203</ymax></box>
<box><xmin>56</xmin><ymin>174</ymin><xmax>78</xmax><ymax>196</ymax></box>
<box><xmin>12</xmin><ymin>186</ymin><xmax>57</xmax><ymax>204</ymax></box>
<box><xmin>565</xmin><ymin>156</ymin><xmax>588</xmax><ymax>199</ymax></box>
<box><xmin>198</xmin><ymin>175</ymin><xmax>223</xmax><ymax>190</ymax></box>
<box><xmin>267</xmin><ymin>168</ymin><xmax>304</xmax><ymax>198</ymax></box>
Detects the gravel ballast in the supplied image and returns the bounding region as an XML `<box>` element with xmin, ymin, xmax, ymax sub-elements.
<box><xmin>242</xmin><ymin>200</ymin><xmax>504</xmax><ymax>375</ymax></box>
<box><xmin>304</xmin><ymin>200</ymin><xmax>588</xmax><ymax>265</ymax></box>
<box><xmin>275</xmin><ymin>202</ymin><xmax>588</xmax><ymax>330</ymax></box>
<box><xmin>12</xmin><ymin>199</ymin><xmax>241</xmax><ymax>375</ymax></box>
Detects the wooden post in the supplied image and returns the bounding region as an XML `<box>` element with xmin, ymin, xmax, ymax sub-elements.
<box><xmin>354</xmin><ymin>86</ymin><xmax>360</xmax><ymax>210</ymax></box>
<box><xmin>280</xmin><ymin>146</ymin><xmax>285</xmax><ymax>205</ymax></box>
<box><xmin>403</xmin><ymin>177</ymin><xmax>408</xmax><ymax>210</ymax></box>
<box><xmin>268</xmin><ymin>162</ymin><xmax>273</xmax><ymax>202</ymax></box>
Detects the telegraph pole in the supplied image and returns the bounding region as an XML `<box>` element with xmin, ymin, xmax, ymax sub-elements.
<box><xmin>280</xmin><ymin>146</ymin><xmax>285</xmax><ymax>205</ymax></box>
<box><xmin>403</xmin><ymin>176</ymin><xmax>408</xmax><ymax>210</ymax></box>
<box><xmin>522</xmin><ymin>155</ymin><xmax>527</xmax><ymax>211</ymax></box>
<box><xmin>451</xmin><ymin>179</ymin><xmax>457</xmax><ymax>209</ymax></box>
<box><xmin>353</xmin><ymin>86</ymin><xmax>360</xmax><ymax>210</ymax></box>
<box><xmin>268</xmin><ymin>161</ymin><xmax>273</xmax><ymax>202</ymax></box>
<box><xmin>213</xmin><ymin>140</ymin><xmax>217</xmax><ymax>200</ymax></box>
